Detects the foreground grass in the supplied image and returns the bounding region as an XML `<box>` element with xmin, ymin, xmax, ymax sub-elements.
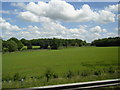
<box><xmin>2</xmin><ymin>47</ymin><xmax>119</xmax><ymax>88</ymax></box>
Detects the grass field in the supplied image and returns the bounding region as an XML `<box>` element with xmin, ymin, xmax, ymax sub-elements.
<box><xmin>2</xmin><ymin>47</ymin><xmax>119</xmax><ymax>88</ymax></box>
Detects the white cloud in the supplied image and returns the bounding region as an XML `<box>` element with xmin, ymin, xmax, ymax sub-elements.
<box><xmin>102</xmin><ymin>29</ymin><xmax>107</xmax><ymax>33</ymax></box>
<box><xmin>106</xmin><ymin>32</ymin><xmax>118</xmax><ymax>37</ymax></box>
<box><xmin>2</xmin><ymin>1</ymin><xmax>118</xmax><ymax>42</ymax></box>
<box><xmin>0</xmin><ymin>17</ymin><xmax>6</xmax><ymax>22</ymax></box>
<box><xmin>19</xmin><ymin>0</ymin><xmax>115</xmax><ymax>24</ymax></box>
<box><xmin>1</xmin><ymin>18</ymin><xmax>110</xmax><ymax>42</ymax></box>
<box><xmin>90</xmin><ymin>26</ymin><xmax>107</xmax><ymax>33</ymax></box>
<box><xmin>0</xmin><ymin>17</ymin><xmax>21</xmax><ymax>32</ymax></box>
<box><xmin>19</xmin><ymin>11</ymin><xmax>40</xmax><ymax>22</ymax></box>
<box><xmin>11</xmin><ymin>2</ymin><xmax>26</xmax><ymax>9</ymax></box>
<box><xmin>95</xmin><ymin>10</ymin><xmax>115</xmax><ymax>24</ymax></box>
<box><xmin>105</xmin><ymin>4</ymin><xmax>119</xmax><ymax>12</ymax></box>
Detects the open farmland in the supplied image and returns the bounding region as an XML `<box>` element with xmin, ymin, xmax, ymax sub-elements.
<box><xmin>2</xmin><ymin>47</ymin><xmax>119</xmax><ymax>88</ymax></box>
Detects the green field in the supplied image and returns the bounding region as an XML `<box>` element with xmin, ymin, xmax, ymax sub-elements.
<box><xmin>2</xmin><ymin>47</ymin><xmax>119</xmax><ymax>88</ymax></box>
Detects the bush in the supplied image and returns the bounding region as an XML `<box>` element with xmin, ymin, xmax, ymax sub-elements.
<box><xmin>94</xmin><ymin>71</ymin><xmax>101</xmax><ymax>76</ymax></box>
<box><xmin>13</xmin><ymin>73</ymin><xmax>26</xmax><ymax>81</ymax></box>
<box><xmin>44</xmin><ymin>69</ymin><xmax>53</xmax><ymax>82</ymax></box>
<box><xmin>66</xmin><ymin>70</ymin><xmax>74</xmax><ymax>78</ymax></box>
<box><xmin>13</xmin><ymin>73</ymin><xmax>20</xmax><ymax>81</ymax></box>
<box><xmin>108</xmin><ymin>67</ymin><xmax>115</xmax><ymax>73</ymax></box>
<box><xmin>52</xmin><ymin>73</ymin><xmax>58</xmax><ymax>78</ymax></box>
<box><xmin>44</xmin><ymin>69</ymin><xmax>58</xmax><ymax>82</ymax></box>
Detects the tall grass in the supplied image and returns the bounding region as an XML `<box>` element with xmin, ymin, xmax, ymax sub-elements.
<box><xmin>2</xmin><ymin>66</ymin><xmax>119</xmax><ymax>89</ymax></box>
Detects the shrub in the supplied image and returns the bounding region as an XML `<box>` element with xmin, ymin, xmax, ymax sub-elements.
<box><xmin>13</xmin><ymin>73</ymin><xmax>20</xmax><ymax>81</ymax></box>
<box><xmin>94</xmin><ymin>71</ymin><xmax>101</xmax><ymax>76</ymax></box>
<box><xmin>44</xmin><ymin>69</ymin><xmax>53</xmax><ymax>82</ymax></box>
<box><xmin>52</xmin><ymin>73</ymin><xmax>58</xmax><ymax>78</ymax></box>
<box><xmin>66</xmin><ymin>70</ymin><xmax>74</xmax><ymax>78</ymax></box>
<box><xmin>108</xmin><ymin>67</ymin><xmax>115</xmax><ymax>73</ymax></box>
<box><xmin>13</xmin><ymin>73</ymin><xmax>25</xmax><ymax>81</ymax></box>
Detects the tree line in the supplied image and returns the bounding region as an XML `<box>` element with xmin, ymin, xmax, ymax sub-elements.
<box><xmin>2</xmin><ymin>37</ymin><xmax>120</xmax><ymax>52</ymax></box>
<box><xmin>91</xmin><ymin>37</ymin><xmax>120</xmax><ymax>47</ymax></box>
<box><xmin>2</xmin><ymin>37</ymin><xmax>86</xmax><ymax>52</ymax></box>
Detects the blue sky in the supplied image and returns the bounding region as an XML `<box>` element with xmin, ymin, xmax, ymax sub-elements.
<box><xmin>0</xmin><ymin>0</ymin><xmax>119</xmax><ymax>42</ymax></box>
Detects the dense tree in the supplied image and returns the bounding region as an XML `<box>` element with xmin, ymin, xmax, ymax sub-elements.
<box><xmin>8</xmin><ymin>37</ymin><xmax>24</xmax><ymax>50</ymax></box>
<box><xmin>26</xmin><ymin>41</ymin><xmax>32</xmax><ymax>49</ymax></box>
<box><xmin>50</xmin><ymin>38</ymin><xmax>59</xmax><ymax>49</ymax></box>
<box><xmin>40</xmin><ymin>39</ymin><xmax>50</xmax><ymax>49</ymax></box>
<box><xmin>2</xmin><ymin>37</ymin><xmax>88</xmax><ymax>52</ymax></box>
<box><xmin>4</xmin><ymin>40</ymin><xmax>18</xmax><ymax>52</ymax></box>
<box><xmin>2</xmin><ymin>37</ymin><xmax>120</xmax><ymax>53</ymax></box>
<box><xmin>91</xmin><ymin>37</ymin><xmax>120</xmax><ymax>47</ymax></box>
<box><xmin>20</xmin><ymin>38</ymin><xmax>28</xmax><ymax>46</ymax></box>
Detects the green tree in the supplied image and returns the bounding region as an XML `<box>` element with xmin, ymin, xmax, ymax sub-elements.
<box><xmin>20</xmin><ymin>38</ymin><xmax>28</xmax><ymax>46</ymax></box>
<box><xmin>5</xmin><ymin>40</ymin><xmax>18</xmax><ymax>52</ymax></box>
<box><xmin>8</xmin><ymin>37</ymin><xmax>24</xmax><ymax>50</ymax></box>
<box><xmin>27</xmin><ymin>41</ymin><xmax>32</xmax><ymax>49</ymax></box>
<box><xmin>50</xmin><ymin>38</ymin><xmax>59</xmax><ymax>49</ymax></box>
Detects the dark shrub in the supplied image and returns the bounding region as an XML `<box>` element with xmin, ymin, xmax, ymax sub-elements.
<box><xmin>44</xmin><ymin>69</ymin><xmax>53</xmax><ymax>82</ymax></box>
<box><xmin>66</xmin><ymin>70</ymin><xmax>74</xmax><ymax>78</ymax></box>
<box><xmin>94</xmin><ymin>71</ymin><xmax>101</xmax><ymax>76</ymax></box>
<box><xmin>13</xmin><ymin>73</ymin><xmax>19</xmax><ymax>81</ymax></box>
<box><xmin>108</xmin><ymin>67</ymin><xmax>115</xmax><ymax>73</ymax></box>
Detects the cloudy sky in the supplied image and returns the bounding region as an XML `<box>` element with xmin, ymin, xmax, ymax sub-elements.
<box><xmin>0</xmin><ymin>0</ymin><xmax>119</xmax><ymax>42</ymax></box>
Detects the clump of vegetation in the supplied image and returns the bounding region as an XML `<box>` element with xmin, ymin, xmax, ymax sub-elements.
<box><xmin>66</xmin><ymin>70</ymin><xmax>74</xmax><ymax>78</ymax></box>
<box><xmin>2</xmin><ymin>74</ymin><xmax>12</xmax><ymax>81</ymax></box>
<box><xmin>13</xmin><ymin>73</ymin><xmax>26</xmax><ymax>81</ymax></box>
<box><xmin>44</xmin><ymin>69</ymin><xmax>58</xmax><ymax>82</ymax></box>
<box><xmin>81</xmin><ymin>71</ymin><xmax>88</xmax><ymax>77</ymax></box>
<box><xmin>2</xmin><ymin>67</ymin><xmax>119</xmax><ymax>89</ymax></box>
<box><xmin>107</xmin><ymin>67</ymin><xmax>115</xmax><ymax>73</ymax></box>
<box><xmin>94</xmin><ymin>70</ymin><xmax>101</xmax><ymax>76</ymax></box>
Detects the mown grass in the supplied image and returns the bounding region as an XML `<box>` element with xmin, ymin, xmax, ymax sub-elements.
<box><xmin>2</xmin><ymin>47</ymin><xmax>119</xmax><ymax>88</ymax></box>
<box><xmin>23</xmin><ymin>46</ymin><xmax>40</xmax><ymax>49</ymax></box>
